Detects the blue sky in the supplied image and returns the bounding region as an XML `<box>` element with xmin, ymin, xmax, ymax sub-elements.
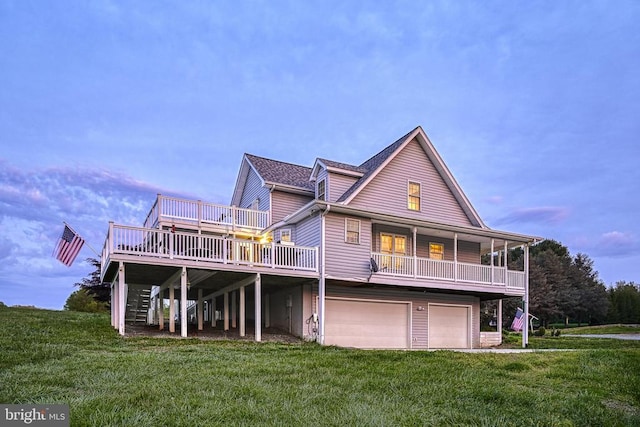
<box><xmin>1</xmin><ymin>1</ymin><xmax>638</xmax><ymax>309</ymax></box>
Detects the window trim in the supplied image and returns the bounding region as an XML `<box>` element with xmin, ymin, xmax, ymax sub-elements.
<box><xmin>380</xmin><ymin>233</ymin><xmax>408</xmax><ymax>255</ymax></box>
<box><xmin>407</xmin><ymin>180</ymin><xmax>421</xmax><ymax>211</ymax></box>
<box><xmin>279</xmin><ymin>228</ymin><xmax>292</xmax><ymax>243</ymax></box>
<box><xmin>344</xmin><ymin>218</ymin><xmax>361</xmax><ymax>244</ymax></box>
<box><xmin>317</xmin><ymin>179</ymin><xmax>326</xmax><ymax>201</ymax></box>
<box><xmin>429</xmin><ymin>242</ymin><xmax>444</xmax><ymax>260</ymax></box>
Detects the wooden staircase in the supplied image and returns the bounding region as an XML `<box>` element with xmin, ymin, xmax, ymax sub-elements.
<box><xmin>126</xmin><ymin>287</ymin><xmax>151</xmax><ymax>324</ymax></box>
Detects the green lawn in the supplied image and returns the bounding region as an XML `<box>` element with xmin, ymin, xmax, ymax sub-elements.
<box><xmin>1</xmin><ymin>306</ymin><xmax>639</xmax><ymax>426</ymax></box>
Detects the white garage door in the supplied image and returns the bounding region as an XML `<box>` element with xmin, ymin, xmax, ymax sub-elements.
<box><xmin>324</xmin><ymin>298</ymin><xmax>410</xmax><ymax>349</ymax></box>
<box><xmin>428</xmin><ymin>304</ymin><xmax>471</xmax><ymax>349</ymax></box>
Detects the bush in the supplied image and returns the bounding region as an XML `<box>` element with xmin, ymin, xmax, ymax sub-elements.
<box><xmin>553</xmin><ymin>329</ymin><xmax>561</xmax><ymax>337</ymax></box>
<box><xmin>534</xmin><ymin>326</ymin><xmax>546</xmax><ymax>337</ymax></box>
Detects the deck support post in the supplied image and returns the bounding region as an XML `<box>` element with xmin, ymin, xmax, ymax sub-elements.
<box><xmin>255</xmin><ymin>273</ymin><xmax>261</xmax><ymax>342</ymax></box>
<box><xmin>211</xmin><ymin>297</ymin><xmax>216</xmax><ymax>328</ymax></box>
<box><xmin>264</xmin><ymin>294</ymin><xmax>270</xmax><ymax>329</ymax></box>
<box><xmin>240</xmin><ymin>286</ymin><xmax>246</xmax><ymax>337</ymax></box>
<box><xmin>412</xmin><ymin>227</ymin><xmax>418</xmax><ymax>278</ymax></box>
<box><xmin>169</xmin><ymin>285</ymin><xmax>175</xmax><ymax>333</ymax></box>
<box><xmin>231</xmin><ymin>290</ymin><xmax>237</xmax><ymax>329</ymax></box>
<box><xmin>197</xmin><ymin>288</ymin><xmax>203</xmax><ymax>331</ymax></box>
<box><xmin>180</xmin><ymin>266</ymin><xmax>187</xmax><ymax>338</ymax></box>
<box><xmin>111</xmin><ymin>281</ymin><xmax>116</xmax><ymax>328</ymax></box>
<box><xmin>118</xmin><ymin>262</ymin><xmax>125</xmax><ymax>336</ymax></box>
<box><xmin>158</xmin><ymin>290</ymin><xmax>164</xmax><ymax>330</ymax></box>
<box><xmin>224</xmin><ymin>292</ymin><xmax>229</xmax><ymax>331</ymax></box>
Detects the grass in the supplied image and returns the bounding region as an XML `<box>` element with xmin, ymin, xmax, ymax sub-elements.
<box><xmin>1</xmin><ymin>306</ymin><xmax>640</xmax><ymax>426</ymax></box>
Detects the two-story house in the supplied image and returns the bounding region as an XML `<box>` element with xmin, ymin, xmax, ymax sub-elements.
<box><xmin>101</xmin><ymin>126</ymin><xmax>539</xmax><ymax>349</ymax></box>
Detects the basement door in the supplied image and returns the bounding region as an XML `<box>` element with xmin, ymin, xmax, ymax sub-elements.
<box><xmin>324</xmin><ymin>297</ymin><xmax>411</xmax><ymax>349</ymax></box>
<box><xmin>428</xmin><ymin>304</ymin><xmax>471</xmax><ymax>349</ymax></box>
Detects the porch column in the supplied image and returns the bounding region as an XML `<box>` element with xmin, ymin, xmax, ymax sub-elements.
<box><xmin>255</xmin><ymin>273</ymin><xmax>262</xmax><ymax>342</ymax></box>
<box><xmin>197</xmin><ymin>288</ymin><xmax>203</xmax><ymax>331</ymax></box>
<box><xmin>453</xmin><ymin>233</ymin><xmax>458</xmax><ymax>282</ymax></box>
<box><xmin>239</xmin><ymin>286</ymin><xmax>246</xmax><ymax>337</ymax></box>
<box><xmin>504</xmin><ymin>241</ymin><xmax>508</xmax><ymax>268</ymax></box>
<box><xmin>497</xmin><ymin>299</ymin><xmax>503</xmax><ymax>335</ymax></box>
<box><xmin>118</xmin><ymin>262</ymin><xmax>125</xmax><ymax>336</ymax></box>
<box><xmin>180</xmin><ymin>266</ymin><xmax>187</xmax><ymax>338</ymax></box>
<box><xmin>264</xmin><ymin>294</ymin><xmax>270</xmax><ymax>329</ymax></box>
<box><xmin>169</xmin><ymin>285</ymin><xmax>175</xmax><ymax>333</ymax></box>
<box><xmin>231</xmin><ymin>290</ymin><xmax>237</xmax><ymax>329</ymax></box>
<box><xmin>224</xmin><ymin>292</ymin><xmax>229</xmax><ymax>331</ymax></box>
<box><xmin>523</xmin><ymin>244</ymin><xmax>530</xmax><ymax>348</ymax></box>
<box><xmin>490</xmin><ymin>239</ymin><xmax>495</xmax><ymax>285</ymax></box>
<box><xmin>412</xmin><ymin>227</ymin><xmax>417</xmax><ymax>278</ymax></box>
<box><xmin>211</xmin><ymin>297</ymin><xmax>216</xmax><ymax>328</ymax></box>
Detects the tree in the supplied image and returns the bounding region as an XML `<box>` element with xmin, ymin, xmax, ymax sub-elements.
<box><xmin>608</xmin><ymin>281</ymin><xmax>640</xmax><ymax>324</ymax></box>
<box><xmin>74</xmin><ymin>258</ymin><xmax>110</xmax><ymax>306</ymax></box>
<box><xmin>507</xmin><ymin>240</ymin><xmax>610</xmax><ymax>327</ymax></box>
<box><xmin>64</xmin><ymin>289</ymin><xmax>108</xmax><ymax>313</ymax></box>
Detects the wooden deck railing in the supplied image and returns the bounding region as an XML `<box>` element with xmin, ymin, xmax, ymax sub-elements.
<box><xmin>143</xmin><ymin>195</ymin><xmax>270</xmax><ymax>231</ymax></box>
<box><xmin>103</xmin><ymin>224</ymin><xmax>318</xmax><ymax>272</ymax></box>
<box><xmin>371</xmin><ymin>252</ymin><xmax>525</xmax><ymax>289</ymax></box>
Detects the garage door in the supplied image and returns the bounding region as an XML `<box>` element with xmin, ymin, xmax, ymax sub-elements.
<box><xmin>428</xmin><ymin>304</ymin><xmax>471</xmax><ymax>349</ymax></box>
<box><xmin>324</xmin><ymin>298</ymin><xmax>410</xmax><ymax>349</ymax></box>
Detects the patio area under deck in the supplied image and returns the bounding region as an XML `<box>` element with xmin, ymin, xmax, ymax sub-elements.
<box><xmin>107</xmin><ymin>259</ymin><xmax>317</xmax><ymax>340</ymax></box>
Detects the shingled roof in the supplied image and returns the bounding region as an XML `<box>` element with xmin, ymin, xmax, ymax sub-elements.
<box><xmin>315</xmin><ymin>158</ymin><xmax>367</xmax><ymax>175</ymax></box>
<box><xmin>245</xmin><ymin>153</ymin><xmax>314</xmax><ymax>191</ymax></box>
<box><xmin>336</xmin><ymin>126</ymin><xmax>419</xmax><ymax>202</ymax></box>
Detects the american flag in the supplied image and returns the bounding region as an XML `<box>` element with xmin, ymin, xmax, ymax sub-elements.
<box><xmin>510</xmin><ymin>307</ymin><xmax>525</xmax><ymax>332</ymax></box>
<box><xmin>54</xmin><ymin>224</ymin><xmax>85</xmax><ymax>267</ymax></box>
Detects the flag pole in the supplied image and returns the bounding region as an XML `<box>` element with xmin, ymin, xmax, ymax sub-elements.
<box><xmin>63</xmin><ymin>221</ymin><xmax>101</xmax><ymax>259</ymax></box>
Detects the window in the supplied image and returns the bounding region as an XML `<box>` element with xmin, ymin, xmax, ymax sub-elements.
<box><xmin>279</xmin><ymin>229</ymin><xmax>292</xmax><ymax>243</ymax></box>
<box><xmin>345</xmin><ymin>219</ymin><xmax>360</xmax><ymax>244</ymax></box>
<box><xmin>429</xmin><ymin>243</ymin><xmax>444</xmax><ymax>260</ymax></box>
<box><xmin>381</xmin><ymin>234</ymin><xmax>407</xmax><ymax>255</ymax></box>
<box><xmin>381</xmin><ymin>233</ymin><xmax>408</xmax><ymax>273</ymax></box>
<box><xmin>408</xmin><ymin>181</ymin><xmax>421</xmax><ymax>211</ymax></box>
<box><xmin>317</xmin><ymin>179</ymin><xmax>326</xmax><ymax>201</ymax></box>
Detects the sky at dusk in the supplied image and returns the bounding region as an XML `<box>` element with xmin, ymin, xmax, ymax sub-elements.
<box><xmin>1</xmin><ymin>1</ymin><xmax>639</xmax><ymax>309</ymax></box>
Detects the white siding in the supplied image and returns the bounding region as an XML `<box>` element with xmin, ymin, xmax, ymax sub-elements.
<box><xmin>327</xmin><ymin>172</ymin><xmax>359</xmax><ymax>202</ymax></box>
<box><xmin>271</xmin><ymin>191</ymin><xmax>313</xmax><ymax>224</ymax></box>
<box><xmin>324</xmin><ymin>213</ymin><xmax>371</xmax><ymax>280</ymax></box>
<box><xmin>416</xmin><ymin>235</ymin><xmax>480</xmax><ymax>264</ymax></box>
<box><xmin>239</xmin><ymin>168</ymin><xmax>270</xmax><ymax>211</ymax></box>
<box><xmin>350</xmin><ymin>139</ymin><xmax>474</xmax><ymax>227</ymax></box>
<box><xmin>296</xmin><ymin>214</ymin><xmax>321</xmax><ymax>247</ymax></box>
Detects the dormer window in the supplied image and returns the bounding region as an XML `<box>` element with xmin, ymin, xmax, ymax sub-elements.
<box><xmin>408</xmin><ymin>181</ymin><xmax>421</xmax><ymax>211</ymax></box>
<box><xmin>317</xmin><ymin>179</ymin><xmax>326</xmax><ymax>201</ymax></box>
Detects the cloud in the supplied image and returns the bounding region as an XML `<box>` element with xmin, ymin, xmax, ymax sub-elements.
<box><xmin>0</xmin><ymin>159</ymin><xmax>194</xmax><ymax>307</ymax></box>
<box><xmin>494</xmin><ymin>206</ymin><xmax>570</xmax><ymax>226</ymax></box>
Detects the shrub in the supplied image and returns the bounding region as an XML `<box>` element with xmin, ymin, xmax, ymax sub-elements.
<box><xmin>553</xmin><ymin>329</ymin><xmax>561</xmax><ymax>337</ymax></box>
<box><xmin>534</xmin><ymin>326</ymin><xmax>546</xmax><ymax>337</ymax></box>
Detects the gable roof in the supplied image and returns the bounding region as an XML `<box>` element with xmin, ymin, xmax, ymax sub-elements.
<box><xmin>309</xmin><ymin>158</ymin><xmax>366</xmax><ymax>181</ymax></box>
<box><xmin>245</xmin><ymin>154</ymin><xmax>314</xmax><ymax>190</ymax></box>
<box><xmin>231</xmin><ymin>126</ymin><xmax>486</xmax><ymax>229</ymax></box>
<box><xmin>337</xmin><ymin>126</ymin><xmax>486</xmax><ymax>228</ymax></box>
<box><xmin>231</xmin><ymin>153</ymin><xmax>314</xmax><ymax>205</ymax></box>
<box><xmin>336</xmin><ymin>127</ymin><xmax>417</xmax><ymax>203</ymax></box>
